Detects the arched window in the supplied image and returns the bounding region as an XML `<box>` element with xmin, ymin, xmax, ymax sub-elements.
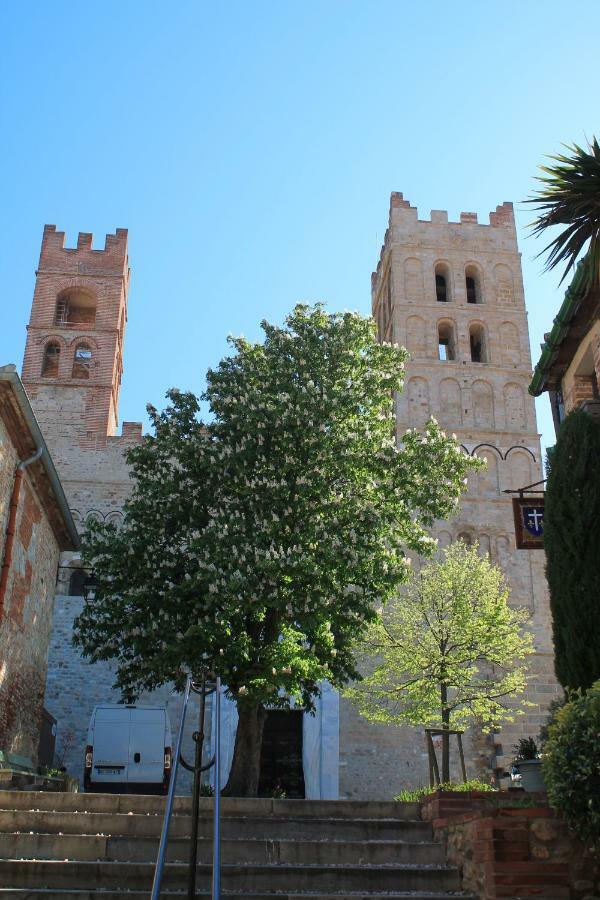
<box><xmin>469</xmin><ymin>323</ymin><xmax>488</xmax><ymax>363</ymax></box>
<box><xmin>42</xmin><ymin>342</ymin><xmax>60</xmax><ymax>377</ymax></box>
<box><xmin>435</xmin><ymin>263</ymin><xmax>451</xmax><ymax>302</ymax></box>
<box><xmin>68</xmin><ymin>569</ymin><xmax>87</xmax><ymax>596</ymax></box>
<box><xmin>465</xmin><ymin>265</ymin><xmax>482</xmax><ymax>304</ymax></box>
<box><xmin>55</xmin><ymin>289</ymin><xmax>96</xmax><ymax>327</ymax></box>
<box><xmin>438</xmin><ymin>321</ymin><xmax>456</xmax><ymax>361</ymax></box>
<box><xmin>436</xmin><ymin>273</ymin><xmax>447</xmax><ymax>302</ymax></box>
<box><xmin>72</xmin><ymin>343</ymin><xmax>93</xmax><ymax>379</ymax></box>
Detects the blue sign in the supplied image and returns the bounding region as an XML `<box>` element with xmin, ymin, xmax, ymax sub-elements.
<box><xmin>513</xmin><ymin>497</ymin><xmax>545</xmax><ymax>549</ymax></box>
<box><xmin>523</xmin><ymin>506</ymin><xmax>544</xmax><ymax>538</ymax></box>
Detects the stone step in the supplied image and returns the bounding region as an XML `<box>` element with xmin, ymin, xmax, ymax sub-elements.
<box><xmin>0</xmin><ymin>892</ymin><xmax>478</xmax><ymax>899</ymax></box>
<box><xmin>0</xmin><ymin>860</ymin><xmax>461</xmax><ymax>893</ymax></box>
<box><xmin>0</xmin><ymin>793</ymin><xmax>420</xmax><ymax>820</ymax></box>
<box><xmin>0</xmin><ymin>832</ymin><xmax>446</xmax><ymax>865</ymax></box>
<box><xmin>0</xmin><ymin>810</ymin><xmax>431</xmax><ymax>842</ymax></box>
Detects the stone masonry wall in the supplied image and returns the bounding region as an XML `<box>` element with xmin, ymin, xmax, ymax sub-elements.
<box><xmin>339</xmin><ymin>196</ymin><xmax>562</xmax><ymax>800</ymax></box>
<box><xmin>0</xmin><ymin>416</ymin><xmax>61</xmax><ymax>760</ymax></box>
<box><xmin>45</xmin><ymin>594</ymin><xmax>198</xmax><ymax>791</ymax></box>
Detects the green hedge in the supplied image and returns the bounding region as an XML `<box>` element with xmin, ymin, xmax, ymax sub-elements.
<box><xmin>544</xmin><ymin>409</ymin><xmax>600</xmax><ymax>690</ymax></box>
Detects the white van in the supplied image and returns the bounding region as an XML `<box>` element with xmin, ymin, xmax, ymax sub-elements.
<box><xmin>84</xmin><ymin>705</ymin><xmax>172</xmax><ymax>794</ymax></box>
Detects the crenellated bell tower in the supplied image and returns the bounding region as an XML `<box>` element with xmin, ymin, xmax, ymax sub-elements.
<box><xmin>338</xmin><ymin>194</ymin><xmax>563</xmax><ymax>798</ymax></box>
<box><xmin>21</xmin><ymin>225</ymin><xmax>130</xmax><ymax>450</ymax></box>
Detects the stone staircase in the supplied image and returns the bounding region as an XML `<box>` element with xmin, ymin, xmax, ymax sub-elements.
<box><xmin>0</xmin><ymin>790</ymin><xmax>477</xmax><ymax>899</ymax></box>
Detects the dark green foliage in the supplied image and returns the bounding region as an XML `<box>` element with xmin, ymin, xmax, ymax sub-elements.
<box><xmin>542</xmin><ymin>682</ymin><xmax>600</xmax><ymax>846</ymax></box>
<box><xmin>513</xmin><ymin>737</ymin><xmax>539</xmax><ymax>761</ymax></box>
<box><xmin>544</xmin><ymin>409</ymin><xmax>600</xmax><ymax>690</ymax></box>
<box><xmin>538</xmin><ymin>695</ymin><xmax>567</xmax><ymax>748</ymax></box>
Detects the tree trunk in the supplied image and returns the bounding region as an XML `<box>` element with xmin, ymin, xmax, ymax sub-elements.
<box><xmin>222</xmin><ymin>701</ymin><xmax>267</xmax><ymax>797</ymax></box>
<box><xmin>440</xmin><ymin>685</ymin><xmax>450</xmax><ymax>783</ymax></box>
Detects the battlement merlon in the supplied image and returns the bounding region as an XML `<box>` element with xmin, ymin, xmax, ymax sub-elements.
<box><xmin>372</xmin><ymin>194</ymin><xmax>517</xmax><ymax>291</ymax></box>
<box><xmin>38</xmin><ymin>225</ymin><xmax>129</xmax><ymax>278</ymax></box>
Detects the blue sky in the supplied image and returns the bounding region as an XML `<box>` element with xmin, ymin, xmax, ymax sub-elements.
<box><xmin>1</xmin><ymin>1</ymin><xmax>598</xmax><ymax>454</ymax></box>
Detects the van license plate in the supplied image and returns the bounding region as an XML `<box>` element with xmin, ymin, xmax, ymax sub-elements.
<box><xmin>96</xmin><ymin>767</ymin><xmax>122</xmax><ymax>775</ymax></box>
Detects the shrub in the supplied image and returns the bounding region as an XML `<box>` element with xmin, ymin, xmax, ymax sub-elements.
<box><xmin>394</xmin><ymin>779</ymin><xmax>496</xmax><ymax>802</ymax></box>
<box><xmin>513</xmin><ymin>737</ymin><xmax>539</xmax><ymax>761</ymax></box>
<box><xmin>538</xmin><ymin>695</ymin><xmax>567</xmax><ymax>748</ymax></box>
<box><xmin>542</xmin><ymin>680</ymin><xmax>600</xmax><ymax>845</ymax></box>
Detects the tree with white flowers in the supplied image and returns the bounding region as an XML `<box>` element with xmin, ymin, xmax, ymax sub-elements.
<box><xmin>75</xmin><ymin>304</ymin><xmax>478</xmax><ymax>796</ymax></box>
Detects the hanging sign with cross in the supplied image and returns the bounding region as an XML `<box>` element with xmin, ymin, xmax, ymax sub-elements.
<box><xmin>512</xmin><ymin>496</ymin><xmax>545</xmax><ymax>549</ymax></box>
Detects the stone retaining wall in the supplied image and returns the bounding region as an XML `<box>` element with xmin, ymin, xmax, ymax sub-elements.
<box><xmin>421</xmin><ymin>791</ymin><xmax>600</xmax><ymax>899</ymax></box>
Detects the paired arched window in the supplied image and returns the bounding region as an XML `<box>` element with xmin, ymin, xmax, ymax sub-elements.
<box><xmin>72</xmin><ymin>343</ymin><xmax>93</xmax><ymax>379</ymax></box>
<box><xmin>469</xmin><ymin>323</ymin><xmax>488</xmax><ymax>363</ymax></box>
<box><xmin>41</xmin><ymin>342</ymin><xmax>60</xmax><ymax>377</ymax></box>
<box><xmin>435</xmin><ymin>263</ymin><xmax>451</xmax><ymax>302</ymax></box>
<box><xmin>465</xmin><ymin>265</ymin><xmax>482</xmax><ymax>304</ymax></box>
<box><xmin>438</xmin><ymin>321</ymin><xmax>456</xmax><ymax>361</ymax></box>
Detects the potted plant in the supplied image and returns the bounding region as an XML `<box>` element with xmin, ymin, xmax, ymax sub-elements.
<box><xmin>513</xmin><ymin>737</ymin><xmax>545</xmax><ymax>792</ymax></box>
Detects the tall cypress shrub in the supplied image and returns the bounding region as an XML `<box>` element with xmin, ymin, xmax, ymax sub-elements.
<box><xmin>545</xmin><ymin>408</ymin><xmax>600</xmax><ymax>690</ymax></box>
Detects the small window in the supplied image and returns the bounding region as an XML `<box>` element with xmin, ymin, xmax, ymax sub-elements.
<box><xmin>469</xmin><ymin>324</ymin><xmax>487</xmax><ymax>363</ymax></box>
<box><xmin>466</xmin><ymin>276</ymin><xmax>477</xmax><ymax>303</ymax></box>
<box><xmin>72</xmin><ymin>343</ymin><xmax>92</xmax><ymax>379</ymax></box>
<box><xmin>438</xmin><ymin>321</ymin><xmax>456</xmax><ymax>361</ymax></box>
<box><xmin>436</xmin><ymin>274</ymin><xmax>447</xmax><ymax>302</ymax></box>
<box><xmin>435</xmin><ymin>263</ymin><xmax>452</xmax><ymax>302</ymax></box>
<box><xmin>465</xmin><ymin>266</ymin><xmax>482</xmax><ymax>304</ymax></box>
<box><xmin>68</xmin><ymin>569</ymin><xmax>87</xmax><ymax>596</ymax></box>
<box><xmin>42</xmin><ymin>342</ymin><xmax>60</xmax><ymax>377</ymax></box>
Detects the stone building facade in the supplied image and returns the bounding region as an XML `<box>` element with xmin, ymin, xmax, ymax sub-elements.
<box><xmin>336</xmin><ymin>193</ymin><xmax>561</xmax><ymax>798</ymax></box>
<box><xmin>0</xmin><ymin>365</ymin><xmax>78</xmax><ymax>760</ymax></box>
<box><xmin>17</xmin><ymin>205</ymin><xmax>560</xmax><ymax>797</ymax></box>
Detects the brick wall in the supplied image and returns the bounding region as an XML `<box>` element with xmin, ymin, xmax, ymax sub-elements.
<box><xmin>423</xmin><ymin>792</ymin><xmax>599</xmax><ymax>899</ymax></box>
<box><xmin>22</xmin><ymin>225</ymin><xmax>131</xmax><ymax>446</ymax></box>
<box><xmin>0</xmin><ymin>416</ymin><xmax>61</xmax><ymax>760</ymax></box>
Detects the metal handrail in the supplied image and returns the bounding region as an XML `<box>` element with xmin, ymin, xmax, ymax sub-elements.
<box><xmin>151</xmin><ymin>674</ymin><xmax>192</xmax><ymax>900</ymax></box>
<box><xmin>150</xmin><ymin>673</ymin><xmax>222</xmax><ymax>900</ymax></box>
<box><xmin>211</xmin><ymin>676</ymin><xmax>222</xmax><ymax>900</ymax></box>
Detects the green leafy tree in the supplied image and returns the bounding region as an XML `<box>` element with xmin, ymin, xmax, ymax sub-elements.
<box><xmin>345</xmin><ymin>541</ymin><xmax>534</xmax><ymax>783</ymax></box>
<box><xmin>544</xmin><ymin>408</ymin><xmax>600</xmax><ymax>690</ymax></box>
<box><xmin>526</xmin><ymin>137</ymin><xmax>600</xmax><ymax>292</ymax></box>
<box><xmin>75</xmin><ymin>305</ymin><xmax>477</xmax><ymax>796</ymax></box>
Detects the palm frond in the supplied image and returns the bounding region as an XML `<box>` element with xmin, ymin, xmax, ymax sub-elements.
<box><xmin>525</xmin><ymin>137</ymin><xmax>600</xmax><ymax>290</ymax></box>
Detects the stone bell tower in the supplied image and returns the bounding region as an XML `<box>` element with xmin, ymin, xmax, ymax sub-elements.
<box><xmin>338</xmin><ymin>194</ymin><xmax>562</xmax><ymax>798</ymax></box>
